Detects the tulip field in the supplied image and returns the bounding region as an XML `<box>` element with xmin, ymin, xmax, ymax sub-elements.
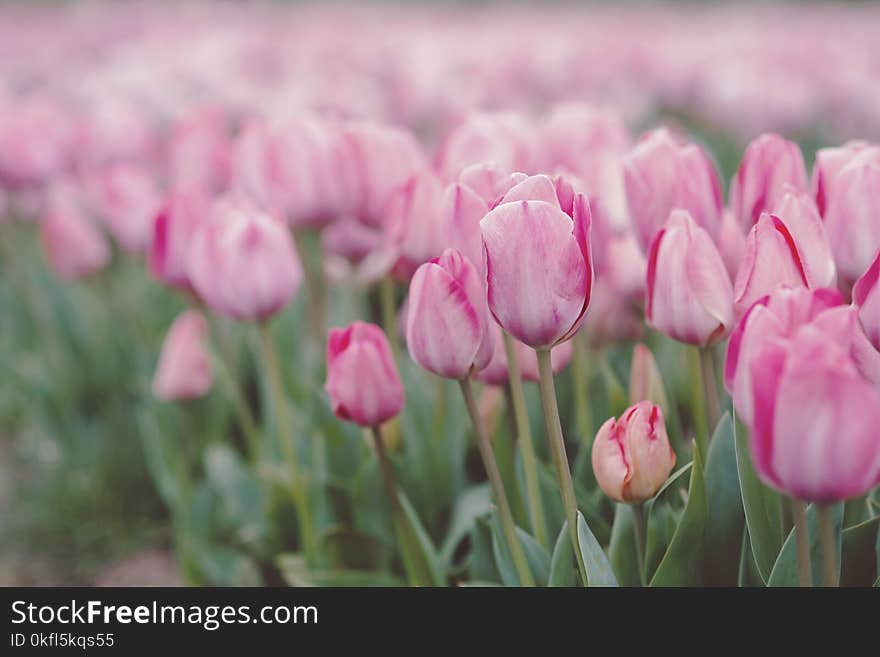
<box><xmin>2</xmin><ymin>3</ymin><xmax>880</xmax><ymax>589</ymax></box>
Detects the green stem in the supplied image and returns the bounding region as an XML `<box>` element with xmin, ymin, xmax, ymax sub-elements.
<box><xmin>792</xmin><ymin>500</ymin><xmax>812</xmax><ymax>587</ymax></box>
<box><xmin>210</xmin><ymin>348</ymin><xmax>261</xmax><ymax>461</ymax></box>
<box><xmin>571</xmin><ymin>332</ymin><xmax>592</xmax><ymax>444</ymax></box>
<box><xmin>257</xmin><ymin>322</ymin><xmax>316</xmax><ymax>564</ymax></box>
<box><xmin>503</xmin><ymin>332</ymin><xmax>548</xmax><ymax>548</ymax></box>
<box><xmin>370</xmin><ymin>425</ymin><xmax>433</xmax><ymax>587</ymax></box>
<box><xmin>687</xmin><ymin>346</ymin><xmax>708</xmax><ymax>461</ymax></box>
<box><xmin>379</xmin><ymin>276</ymin><xmax>400</xmax><ymax>361</ymax></box>
<box><xmin>699</xmin><ymin>346</ymin><xmax>721</xmax><ymax>433</ymax></box>
<box><xmin>631</xmin><ymin>503</ymin><xmax>647</xmax><ymax>586</ymax></box>
<box><xmin>817</xmin><ymin>504</ymin><xmax>838</xmax><ymax>587</ymax></box>
<box><xmin>535</xmin><ymin>348</ymin><xmax>588</xmax><ymax>586</ymax></box>
<box><xmin>292</xmin><ymin>229</ymin><xmax>327</xmax><ymax>344</ymax></box>
<box><xmin>459</xmin><ymin>377</ymin><xmax>535</xmax><ymax>587</ymax></box>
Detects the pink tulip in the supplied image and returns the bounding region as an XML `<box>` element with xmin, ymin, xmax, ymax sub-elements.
<box><xmin>187</xmin><ymin>198</ymin><xmax>302</xmax><ymax>322</ymax></box>
<box><xmin>149</xmin><ymin>190</ymin><xmax>209</xmax><ymax>292</ymax></box>
<box><xmin>821</xmin><ymin>147</ymin><xmax>880</xmax><ymax>284</ymax></box>
<box><xmin>480</xmin><ymin>175</ymin><xmax>593</xmax><ymax>349</ymax></box>
<box><xmin>748</xmin><ymin>324</ymin><xmax>880</xmax><ymax>502</ymax></box>
<box><xmin>729</xmin><ymin>133</ymin><xmax>808</xmax><ymax>231</ymax></box>
<box><xmin>437</xmin><ymin>111</ymin><xmax>535</xmax><ymax>180</ymax></box>
<box><xmin>326</xmin><ymin>321</ymin><xmax>404</xmax><ymax>427</ymax></box>
<box><xmin>87</xmin><ymin>164</ymin><xmax>162</xmax><ymax>253</ymax></box>
<box><xmin>152</xmin><ymin>310</ymin><xmax>214</xmax><ymax>402</ymax></box>
<box><xmin>406</xmin><ymin>249</ymin><xmax>493</xmax><ymax>379</ymax></box>
<box><xmin>440</xmin><ymin>181</ymin><xmax>490</xmax><ymax>275</ymax></box>
<box><xmin>591</xmin><ymin>401</ymin><xmax>676</xmax><ymax>503</ymax></box>
<box><xmin>40</xmin><ymin>182</ymin><xmax>109</xmax><ymax>280</ymax></box>
<box><xmin>0</xmin><ymin>95</ymin><xmax>74</xmax><ymax>190</ymax></box>
<box><xmin>456</xmin><ymin>162</ymin><xmax>516</xmax><ymax>207</ymax></box>
<box><xmin>645</xmin><ymin>209</ymin><xmax>733</xmax><ymax>346</ymax></box>
<box><xmin>725</xmin><ymin>286</ymin><xmax>880</xmax><ymax>425</ymax></box>
<box><xmin>167</xmin><ymin>106</ymin><xmax>231</xmax><ymax>194</ymax></box>
<box><xmin>717</xmin><ymin>209</ymin><xmax>747</xmax><ymax>282</ymax></box>
<box><xmin>475</xmin><ymin>323</ymin><xmax>573</xmax><ymax>386</ymax></box>
<box><xmin>812</xmin><ymin>141</ymin><xmax>875</xmax><ymax>216</ymax></box>
<box><xmin>623</xmin><ymin>127</ymin><xmax>723</xmax><ymax>251</ymax></box>
<box><xmin>732</xmin><ymin>199</ymin><xmax>834</xmax><ymax>318</ymax></box>
<box><xmin>853</xmin><ymin>250</ymin><xmax>880</xmax><ymax>351</ymax></box>
<box><xmin>629</xmin><ymin>344</ymin><xmax>668</xmax><ymax>412</ymax></box>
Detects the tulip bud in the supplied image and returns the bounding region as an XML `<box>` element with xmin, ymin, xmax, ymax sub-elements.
<box><xmin>149</xmin><ymin>190</ymin><xmax>208</xmax><ymax>292</ymax></box>
<box><xmin>325</xmin><ymin>321</ymin><xmax>404</xmax><ymax>427</ymax></box>
<box><xmin>748</xmin><ymin>325</ymin><xmax>880</xmax><ymax>502</ymax></box>
<box><xmin>853</xmin><ymin>250</ymin><xmax>880</xmax><ymax>351</ymax></box>
<box><xmin>480</xmin><ymin>176</ymin><xmax>593</xmax><ymax>349</ymax></box>
<box><xmin>187</xmin><ymin>198</ymin><xmax>302</xmax><ymax>322</ymax></box>
<box><xmin>730</xmin><ymin>133</ymin><xmax>808</xmax><ymax>230</ymax></box>
<box><xmin>717</xmin><ymin>209</ymin><xmax>746</xmax><ymax>282</ymax></box>
<box><xmin>591</xmin><ymin>401</ymin><xmax>676</xmax><ymax>503</ymax></box>
<box><xmin>152</xmin><ymin>310</ymin><xmax>214</xmax><ymax>401</ymax></box>
<box><xmin>87</xmin><ymin>164</ymin><xmax>162</xmax><ymax>253</ymax></box>
<box><xmin>456</xmin><ymin>162</ymin><xmax>514</xmax><ymax>207</ymax></box>
<box><xmin>623</xmin><ymin>127</ymin><xmax>722</xmax><ymax>250</ymax></box>
<box><xmin>646</xmin><ymin>210</ymin><xmax>733</xmax><ymax>346</ymax></box>
<box><xmin>40</xmin><ymin>183</ymin><xmax>109</xmax><ymax>280</ymax></box>
<box><xmin>821</xmin><ymin>149</ymin><xmax>880</xmax><ymax>284</ymax></box>
<box><xmin>629</xmin><ymin>344</ymin><xmax>669</xmax><ymax>413</ymax></box>
<box><xmin>168</xmin><ymin>106</ymin><xmax>231</xmax><ymax>194</ymax></box>
<box><xmin>732</xmin><ymin>196</ymin><xmax>835</xmax><ymax>318</ymax></box>
<box><xmin>441</xmin><ymin>181</ymin><xmax>490</xmax><ymax>274</ymax></box>
<box><xmin>812</xmin><ymin>140</ymin><xmax>874</xmax><ymax>216</ymax></box>
<box><xmin>406</xmin><ymin>249</ymin><xmax>493</xmax><ymax>379</ymax></box>
<box><xmin>437</xmin><ymin>111</ymin><xmax>535</xmax><ymax>180</ymax></box>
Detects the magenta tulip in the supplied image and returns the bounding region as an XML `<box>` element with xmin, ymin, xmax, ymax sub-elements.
<box><xmin>325</xmin><ymin>321</ymin><xmax>404</xmax><ymax>427</ymax></box>
<box><xmin>853</xmin><ymin>250</ymin><xmax>880</xmax><ymax>351</ymax></box>
<box><xmin>406</xmin><ymin>249</ymin><xmax>493</xmax><ymax>379</ymax></box>
<box><xmin>187</xmin><ymin>198</ymin><xmax>302</xmax><ymax>322</ymax></box>
<box><xmin>592</xmin><ymin>401</ymin><xmax>676</xmax><ymax>503</ymax></box>
<box><xmin>748</xmin><ymin>324</ymin><xmax>880</xmax><ymax>502</ymax></box>
<box><xmin>149</xmin><ymin>190</ymin><xmax>208</xmax><ymax>292</ymax></box>
<box><xmin>730</xmin><ymin>133</ymin><xmax>808</xmax><ymax>231</ymax></box>
<box><xmin>623</xmin><ymin>127</ymin><xmax>722</xmax><ymax>250</ymax></box>
<box><xmin>645</xmin><ymin>209</ymin><xmax>733</xmax><ymax>346</ymax></box>
<box><xmin>480</xmin><ymin>175</ymin><xmax>593</xmax><ymax>348</ymax></box>
<box><xmin>152</xmin><ymin>310</ymin><xmax>214</xmax><ymax>402</ymax></box>
<box><xmin>40</xmin><ymin>183</ymin><xmax>109</xmax><ymax>280</ymax></box>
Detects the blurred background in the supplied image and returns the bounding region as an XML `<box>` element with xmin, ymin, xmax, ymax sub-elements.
<box><xmin>1</xmin><ymin>0</ymin><xmax>879</xmax><ymax>585</ymax></box>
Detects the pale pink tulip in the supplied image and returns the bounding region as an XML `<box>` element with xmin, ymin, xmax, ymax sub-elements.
<box><xmin>40</xmin><ymin>183</ymin><xmax>109</xmax><ymax>280</ymax></box>
<box><xmin>853</xmin><ymin>250</ymin><xmax>880</xmax><ymax>351</ymax></box>
<box><xmin>87</xmin><ymin>164</ymin><xmax>162</xmax><ymax>253</ymax></box>
<box><xmin>152</xmin><ymin>310</ymin><xmax>214</xmax><ymax>402</ymax></box>
<box><xmin>149</xmin><ymin>190</ymin><xmax>209</xmax><ymax>292</ymax></box>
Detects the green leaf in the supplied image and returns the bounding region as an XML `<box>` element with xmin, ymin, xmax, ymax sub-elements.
<box><xmin>702</xmin><ymin>413</ymin><xmax>744</xmax><ymax>585</ymax></box>
<box><xmin>277</xmin><ymin>553</ymin><xmax>404</xmax><ymax>587</ymax></box>
<box><xmin>734</xmin><ymin>418</ymin><xmax>783</xmax><ymax>583</ymax></box>
<box><xmin>608</xmin><ymin>504</ymin><xmax>640</xmax><ymax>586</ymax></box>
<box><xmin>490</xmin><ymin>514</ymin><xmax>550</xmax><ymax>586</ymax></box>
<box><xmin>399</xmin><ymin>493</ymin><xmax>445</xmax><ymax>586</ymax></box>
<box><xmin>738</xmin><ymin>527</ymin><xmax>764</xmax><ymax>587</ymax></box>
<box><xmin>768</xmin><ymin>503</ymin><xmax>843</xmax><ymax>587</ymax></box>
<box><xmin>548</xmin><ymin>520</ymin><xmax>576</xmax><ymax>587</ymax></box>
<box><xmin>439</xmin><ymin>484</ymin><xmax>491</xmax><ymax>566</ymax></box>
<box><xmin>840</xmin><ymin>515</ymin><xmax>880</xmax><ymax>587</ymax></box>
<box><xmin>650</xmin><ymin>446</ymin><xmax>708</xmax><ymax>586</ymax></box>
<box><xmin>469</xmin><ymin>517</ymin><xmax>501</xmax><ymax>584</ymax></box>
<box><xmin>576</xmin><ymin>512</ymin><xmax>618</xmax><ymax>587</ymax></box>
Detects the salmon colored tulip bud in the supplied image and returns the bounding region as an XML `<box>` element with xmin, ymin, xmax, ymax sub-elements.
<box><xmin>748</xmin><ymin>325</ymin><xmax>880</xmax><ymax>503</ymax></box>
<box><xmin>821</xmin><ymin>148</ymin><xmax>880</xmax><ymax>284</ymax></box>
<box><xmin>730</xmin><ymin>133</ymin><xmax>808</xmax><ymax>231</ymax></box>
<box><xmin>187</xmin><ymin>198</ymin><xmax>302</xmax><ymax>322</ymax></box>
<box><xmin>732</xmin><ymin>197</ymin><xmax>835</xmax><ymax>318</ymax></box>
<box><xmin>152</xmin><ymin>310</ymin><xmax>214</xmax><ymax>401</ymax></box>
<box><xmin>406</xmin><ymin>249</ymin><xmax>493</xmax><ymax>379</ymax></box>
<box><xmin>629</xmin><ymin>344</ymin><xmax>669</xmax><ymax>413</ymax></box>
<box><xmin>623</xmin><ymin>127</ymin><xmax>723</xmax><ymax>251</ymax></box>
<box><xmin>812</xmin><ymin>141</ymin><xmax>874</xmax><ymax>216</ymax></box>
<box><xmin>475</xmin><ymin>324</ymin><xmax>573</xmax><ymax>386</ymax></box>
<box><xmin>853</xmin><ymin>251</ymin><xmax>880</xmax><ymax>351</ymax></box>
<box><xmin>149</xmin><ymin>190</ymin><xmax>208</xmax><ymax>292</ymax></box>
<box><xmin>87</xmin><ymin>164</ymin><xmax>162</xmax><ymax>253</ymax></box>
<box><xmin>717</xmin><ymin>209</ymin><xmax>746</xmax><ymax>282</ymax></box>
<box><xmin>325</xmin><ymin>321</ymin><xmax>404</xmax><ymax>427</ymax></box>
<box><xmin>591</xmin><ymin>401</ymin><xmax>676</xmax><ymax>503</ymax></box>
<box><xmin>480</xmin><ymin>179</ymin><xmax>593</xmax><ymax>349</ymax></box>
<box><xmin>646</xmin><ymin>210</ymin><xmax>733</xmax><ymax>346</ymax></box>
<box><xmin>40</xmin><ymin>182</ymin><xmax>109</xmax><ymax>280</ymax></box>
